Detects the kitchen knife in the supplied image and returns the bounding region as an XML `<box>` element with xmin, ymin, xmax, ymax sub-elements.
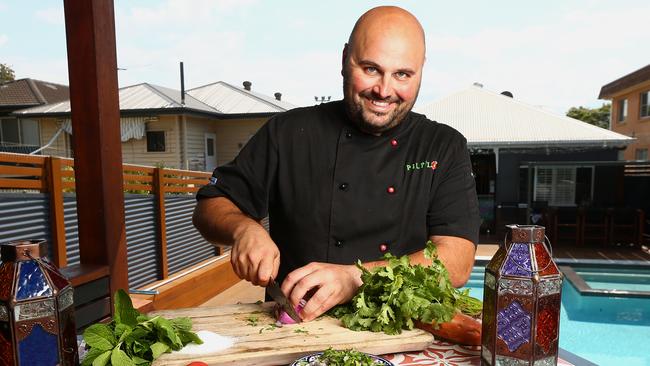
<box><xmin>267</xmin><ymin>278</ymin><xmax>302</xmax><ymax>323</ymax></box>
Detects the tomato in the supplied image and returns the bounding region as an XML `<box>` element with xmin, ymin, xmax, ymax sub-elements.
<box><xmin>186</xmin><ymin>362</ymin><xmax>208</xmax><ymax>366</ymax></box>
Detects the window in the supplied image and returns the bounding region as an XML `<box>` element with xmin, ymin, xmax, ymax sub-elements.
<box><xmin>146</xmin><ymin>131</ymin><xmax>165</xmax><ymax>152</ymax></box>
<box><xmin>0</xmin><ymin>118</ymin><xmax>39</xmax><ymax>146</ymax></box>
<box><xmin>534</xmin><ymin>167</ymin><xmax>577</xmax><ymax>206</ymax></box>
<box><xmin>617</xmin><ymin>99</ymin><xmax>628</xmax><ymax>122</ymax></box>
<box><xmin>636</xmin><ymin>148</ymin><xmax>648</xmax><ymax>161</ymax></box>
<box><xmin>641</xmin><ymin>91</ymin><xmax>650</xmax><ymax>118</ymax></box>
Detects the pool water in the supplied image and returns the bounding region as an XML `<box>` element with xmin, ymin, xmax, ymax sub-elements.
<box><xmin>464</xmin><ymin>266</ymin><xmax>650</xmax><ymax>366</ymax></box>
<box><xmin>572</xmin><ymin>265</ymin><xmax>650</xmax><ymax>292</ymax></box>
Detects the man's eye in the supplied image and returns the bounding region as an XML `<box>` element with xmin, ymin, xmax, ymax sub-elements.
<box><xmin>395</xmin><ymin>72</ymin><xmax>409</xmax><ymax>80</ymax></box>
<box><xmin>365</xmin><ymin>67</ymin><xmax>378</xmax><ymax>74</ymax></box>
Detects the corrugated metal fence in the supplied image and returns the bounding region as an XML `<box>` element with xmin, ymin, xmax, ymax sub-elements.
<box><xmin>0</xmin><ymin>153</ymin><xmax>217</xmax><ymax>290</ymax></box>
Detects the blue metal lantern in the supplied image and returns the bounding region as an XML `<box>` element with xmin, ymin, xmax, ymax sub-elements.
<box><xmin>0</xmin><ymin>239</ymin><xmax>78</xmax><ymax>365</ymax></box>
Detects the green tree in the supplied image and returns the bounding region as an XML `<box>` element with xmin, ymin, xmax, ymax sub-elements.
<box><xmin>0</xmin><ymin>63</ymin><xmax>15</xmax><ymax>83</ymax></box>
<box><xmin>566</xmin><ymin>103</ymin><xmax>611</xmax><ymax>129</ymax></box>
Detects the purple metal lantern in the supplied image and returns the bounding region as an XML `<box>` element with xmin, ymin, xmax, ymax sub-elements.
<box><xmin>0</xmin><ymin>239</ymin><xmax>78</xmax><ymax>365</ymax></box>
<box><xmin>481</xmin><ymin>225</ymin><xmax>563</xmax><ymax>366</ymax></box>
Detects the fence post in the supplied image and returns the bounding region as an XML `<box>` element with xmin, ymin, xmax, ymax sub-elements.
<box><xmin>46</xmin><ymin>156</ymin><xmax>67</xmax><ymax>268</ymax></box>
<box><xmin>153</xmin><ymin>167</ymin><xmax>169</xmax><ymax>279</ymax></box>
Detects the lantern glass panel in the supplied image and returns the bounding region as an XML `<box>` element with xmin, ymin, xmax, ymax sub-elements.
<box><xmin>16</xmin><ymin>261</ymin><xmax>52</xmax><ymax>300</ymax></box>
<box><xmin>533</xmin><ymin>243</ymin><xmax>559</xmax><ymax>276</ymax></box>
<box><xmin>497</xmin><ymin>300</ymin><xmax>532</xmax><ymax>352</ymax></box>
<box><xmin>0</xmin><ymin>304</ymin><xmax>7</xmax><ymax>321</ymax></box>
<box><xmin>18</xmin><ymin>323</ymin><xmax>59</xmax><ymax>365</ymax></box>
<box><xmin>0</xmin><ymin>262</ymin><xmax>14</xmax><ymax>301</ymax></box>
<box><xmin>45</xmin><ymin>266</ymin><xmax>71</xmax><ymax>291</ymax></box>
<box><xmin>502</xmin><ymin>243</ymin><xmax>532</xmax><ymax>276</ymax></box>
<box><xmin>0</xmin><ymin>322</ymin><xmax>13</xmax><ymax>365</ymax></box>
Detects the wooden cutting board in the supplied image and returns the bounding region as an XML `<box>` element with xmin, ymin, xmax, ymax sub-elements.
<box><xmin>151</xmin><ymin>302</ymin><xmax>434</xmax><ymax>366</ymax></box>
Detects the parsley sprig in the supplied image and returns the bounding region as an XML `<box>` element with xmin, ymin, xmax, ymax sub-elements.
<box><xmin>297</xmin><ymin>348</ymin><xmax>378</xmax><ymax>366</ymax></box>
<box><xmin>81</xmin><ymin>289</ymin><xmax>202</xmax><ymax>366</ymax></box>
<box><xmin>329</xmin><ymin>241</ymin><xmax>482</xmax><ymax>335</ymax></box>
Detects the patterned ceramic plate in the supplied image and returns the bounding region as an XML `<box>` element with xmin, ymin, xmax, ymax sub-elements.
<box><xmin>290</xmin><ymin>351</ymin><xmax>394</xmax><ymax>366</ymax></box>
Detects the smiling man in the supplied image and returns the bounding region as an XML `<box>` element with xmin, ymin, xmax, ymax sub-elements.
<box><xmin>193</xmin><ymin>6</ymin><xmax>480</xmax><ymax>322</ymax></box>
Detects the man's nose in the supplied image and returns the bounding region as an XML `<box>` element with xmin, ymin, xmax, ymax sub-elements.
<box><xmin>371</xmin><ymin>75</ymin><xmax>393</xmax><ymax>99</ymax></box>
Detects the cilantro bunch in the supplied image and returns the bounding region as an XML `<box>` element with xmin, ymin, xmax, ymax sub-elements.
<box><xmin>329</xmin><ymin>241</ymin><xmax>482</xmax><ymax>335</ymax></box>
<box><xmin>82</xmin><ymin>289</ymin><xmax>203</xmax><ymax>366</ymax></box>
<box><xmin>297</xmin><ymin>348</ymin><xmax>379</xmax><ymax>366</ymax></box>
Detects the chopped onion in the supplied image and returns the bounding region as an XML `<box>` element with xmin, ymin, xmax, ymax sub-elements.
<box><xmin>276</xmin><ymin>299</ymin><xmax>306</xmax><ymax>325</ymax></box>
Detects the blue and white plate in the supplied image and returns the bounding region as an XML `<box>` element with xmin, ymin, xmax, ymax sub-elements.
<box><xmin>290</xmin><ymin>351</ymin><xmax>394</xmax><ymax>366</ymax></box>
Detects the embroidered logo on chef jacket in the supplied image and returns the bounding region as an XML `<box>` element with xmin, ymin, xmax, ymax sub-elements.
<box><xmin>405</xmin><ymin>160</ymin><xmax>438</xmax><ymax>172</ymax></box>
<box><xmin>209</xmin><ymin>176</ymin><xmax>218</xmax><ymax>185</ymax></box>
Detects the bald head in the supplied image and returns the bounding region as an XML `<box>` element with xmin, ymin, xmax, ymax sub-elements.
<box><xmin>341</xmin><ymin>6</ymin><xmax>426</xmax><ymax>135</ymax></box>
<box><xmin>347</xmin><ymin>6</ymin><xmax>426</xmax><ymax>64</ymax></box>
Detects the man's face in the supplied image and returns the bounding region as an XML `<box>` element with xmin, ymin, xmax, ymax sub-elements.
<box><xmin>343</xmin><ymin>30</ymin><xmax>424</xmax><ymax>135</ymax></box>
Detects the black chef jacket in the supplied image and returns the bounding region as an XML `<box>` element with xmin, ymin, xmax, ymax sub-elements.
<box><xmin>197</xmin><ymin>100</ymin><xmax>480</xmax><ymax>283</ymax></box>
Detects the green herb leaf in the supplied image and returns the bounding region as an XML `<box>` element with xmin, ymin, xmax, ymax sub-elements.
<box><xmin>111</xmin><ymin>346</ymin><xmax>135</xmax><ymax>366</ymax></box>
<box><xmin>329</xmin><ymin>240</ymin><xmax>482</xmax><ymax>334</ymax></box>
<box><xmin>114</xmin><ymin>289</ymin><xmax>141</xmax><ymax>327</ymax></box>
<box><xmin>91</xmin><ymin>350</ymin><xmax>112</xmax><ymax>366</ymax></box>
<box><xmin>84</xmin><ymin>324</ymin><xmax>117</xmax><ymax>351</ymax></box>
<box><xmin>81</xmin><ymin>347</ymin><xmax>108</xmax><ymax>366</ymax></box>
<box><xmin>150</xmin><ymin>342</ymin><xmax>170</xmax><ymax>359</ymax></box>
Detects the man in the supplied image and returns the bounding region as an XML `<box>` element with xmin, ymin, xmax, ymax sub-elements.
<box><xmin>193</xmin><ymin>6</ymin><xmax>480</xmax><ymax>322</ymax></box>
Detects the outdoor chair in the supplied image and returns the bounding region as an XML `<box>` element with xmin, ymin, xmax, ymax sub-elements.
<box><xmin>550</xmin><ymin>207</ymin><xmax>581</xmax><ymax>246</ymax></box>
<box><xmin>580</xmin><ymin>207</ymin><xmax>609</xmax><ymax>247</ymax></box>
<box><xmin>608</xmin><ymin>208</ymin><xmax>644</xmax><ymax>247</ymax></box>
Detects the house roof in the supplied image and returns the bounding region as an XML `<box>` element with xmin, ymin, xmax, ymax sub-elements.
<box><xmin>0</xmin><ymin>78</ymin><xmax>69</xmax><ymax>108</ymax></box>
<box><xmin>187</xmin><ymin>81</ymin><xmax>295</xmax><ymax>113</ymax></box>
<box><xmin>599</xmin><ymin>64</ymin><xmax>650</xmax><ymax>99</ymax></box>
<box><xmin>14</xmin><ymin>81</ymin><xmax>294</xmax><ymax>118</ymax></box>
<box><xmin>414</xmin><ymin>85</ymin><xmax>634</xmax><ymax>149</ymax></box>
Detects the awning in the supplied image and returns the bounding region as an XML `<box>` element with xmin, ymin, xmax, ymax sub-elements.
<box><xmin>60</xmin><ymin>116</ymin><xmax>148</xmax><ymax>142</ymax></box>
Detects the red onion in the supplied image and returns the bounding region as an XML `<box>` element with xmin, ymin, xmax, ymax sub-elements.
<box><xmin>275</xmin><ymin>299</ymin><xmax>306</xmax><ymax>325</ymax></box>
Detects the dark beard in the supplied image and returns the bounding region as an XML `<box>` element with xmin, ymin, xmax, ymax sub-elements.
<box><xmin>342</xmin><ymin>75</ymin><xmax>417</xmax><ymax>135</ymax></box>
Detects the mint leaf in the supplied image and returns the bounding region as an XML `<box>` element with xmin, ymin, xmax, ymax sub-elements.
<box><xmin>111</xmin><ymin>346</ymin><xmax>135</xmax><ymax>366</ymax></box>
<box><xmin>84</xmin><ymin>324</ymin><xmax>116</xmax><ymax>351</ymax></box>
<box><xmin>150</xmin><ymin>342</ymin><xmax>170</xmax><ymax>358</ymax></box>
<box><xmin>114</xmin><ymin>289</ymin><xmax>140</xmax><ymax>327</ymax></box>
<box><xmin>81</xmin><ymin>347</ymin><xmax>107</xmax><ymax>366</ymax></box>
<box><xmin>91</xmin><ymin>350</ymin><xmax>111</xmax><ymax>366</ymax></box>
<box><xmin>170</xmin><ymin>317</ymin><xmax>193</xmax><ymax>331</ymax></box>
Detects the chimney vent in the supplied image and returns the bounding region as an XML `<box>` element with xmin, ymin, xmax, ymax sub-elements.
<box><xmin>243</xmin><ymin>81</ymin><xmax>252</xmax><ymax>91</ymax></box>
<box><xmin>473</xmin><ymin>82</ymin><xmax>483</xmax><ymax>88</ymax></box>
<box><xmin>274</xmin><ymin>92</ymin><xmax>282</xmax><ymax>101</ymax></box>
<box><xmin>501</xmin><ymin>91</ymin><xmax>513</xmax><ymax>98</ymax></box>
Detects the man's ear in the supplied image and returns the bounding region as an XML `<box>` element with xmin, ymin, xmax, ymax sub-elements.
<box><xmin>341</xmin><ymin>43</ymin><xmax>349</xmax><ymax>77</ymax></box>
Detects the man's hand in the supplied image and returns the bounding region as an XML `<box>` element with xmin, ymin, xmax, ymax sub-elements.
<box><xmin>231</xmin><ymin>224</ymin><xmax>280</xmax><ymax>287</ymax></box>
<box><xmin>281</xmin><ymin>262</ymin><xmax>363</xmax><ymax>321</ymax></box>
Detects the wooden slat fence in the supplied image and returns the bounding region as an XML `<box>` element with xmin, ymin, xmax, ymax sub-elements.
<box><xmin>0</xmin><ymin>152</ymin><xmax>215</xmax><ymax>287</ymax></box>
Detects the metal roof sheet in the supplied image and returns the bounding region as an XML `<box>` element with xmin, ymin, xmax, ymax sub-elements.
<box><xmin>187</xmin><ymin>81</ymin><xmax>295</xmax><ymax>113</ymax></box>
<box><xmin>414</xmin><ymin>85</ymin><xmax>634</xmax><ymax>149</ymax></box>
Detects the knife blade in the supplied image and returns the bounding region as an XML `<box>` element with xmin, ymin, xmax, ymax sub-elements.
<box><xmin>266</xmin><ymin>278</ymin><xmax>302</xmax><ymax>323</ymax></box>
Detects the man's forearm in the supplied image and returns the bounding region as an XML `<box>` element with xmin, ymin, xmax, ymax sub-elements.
<box><xmin>192</xmin><ymin>197</ymin><xmax>262</xmax><ymax>246</ymax></box>
<box><xmin>359</xmin><ymin>235</ymin><xmax>476</xmax><ymax>287</ymax></box>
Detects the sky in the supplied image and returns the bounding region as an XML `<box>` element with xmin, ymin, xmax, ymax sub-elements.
<box><xmin>1</xmin><ymin>0</ymin><xmax>649</xmax><ymax>114</ymax></box>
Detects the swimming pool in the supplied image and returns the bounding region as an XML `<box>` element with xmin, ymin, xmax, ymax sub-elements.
<box><xmin>464</xmin><ymin>264</ymin><xmax>650</xmax><ymax>366</ymax></box>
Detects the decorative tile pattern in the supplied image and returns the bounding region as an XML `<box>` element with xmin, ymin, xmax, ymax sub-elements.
<box><xmin>15</xmin><ymin>299</ymin><xmax>55</xmax><ymax>321</ymax></box>
<box><xmin>482</xmin><ymin>346</ymin><xmax>493</xmax><ymax>365</ymax></box>
<box><xmin>0</xmin><ymin>304</ymin><xmax>8</xmax><ymax>322</ymax></box>
<box><xmin>497</xmin><ymin>301</ymin><xmax>531</xmax><ymax>352</ymax></box>
<box><xmin>485</xmin><ymin>272</ymin><xmax>496</xmax><ymax>290</ymax></box>
<box><xmin>496</xmin><ymin>356</ymin><xmax>529</xmax><ymax>366</ymax></box>
<box><xmin>499</xmin><ymin>279</ymin><xmax>533</xmax><ymax>296</ymax></box>
<box><xmin>16</xmin><ymin>261</ymin><xmax>52</xmax><ymax>300</ymax></box>
<box><xmin>534</xmin><ymin>356</ymin><xmax>557</xmax><ymax>366</ymax></box>
<box><xmin>503</xmin><ymin>243</ymin><xmax>532</xmax><ymax>276</ymax></box>
<box><xmin>538</xmin><ymin>279</ymin><xmax>562</xmax><ymax>297</ymax></box>
<box><xmin>58</xmin><ymin>288</ymin><xmax>74</xmax><ymax>311</ymax></box>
